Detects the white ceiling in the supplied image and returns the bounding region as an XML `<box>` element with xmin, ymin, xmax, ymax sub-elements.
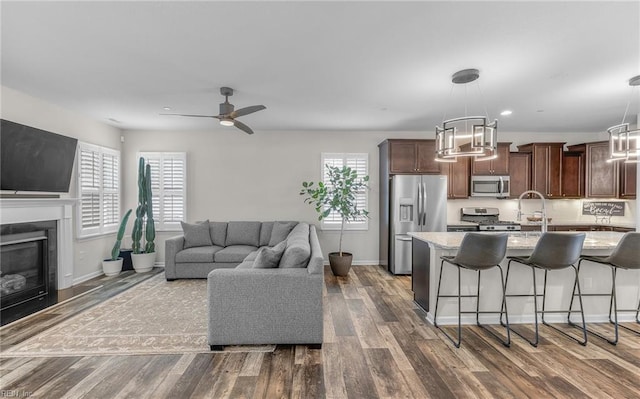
<box><xmin>2</xmin><ymin>1</ymin><xmax>639</xmax><ymax>134</ymax></box>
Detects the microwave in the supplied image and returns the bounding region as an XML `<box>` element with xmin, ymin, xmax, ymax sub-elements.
<box><xmin>471</xmin><ymin>175</ymin><xmax>510</xmax><ymax>198</ymax></box>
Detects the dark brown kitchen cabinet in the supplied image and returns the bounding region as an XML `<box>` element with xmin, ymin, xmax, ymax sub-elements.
<box><xmin>445</xmin><ymin>157</ymin><xmax>470</xmax><ymax>199</ymax></box>
<box><xmin>388</xmin><ymin>139</ymin><xmax>441</xmax><ymax>174</ymax></box>
<box><xmin>517</xmin><ymin>143</ymin><xmax>565</xmax><ymax>198</ymax></box>
<box><xmin>509</xmin><ymin>152</ymin><xmax>531</xmax><ymax>199</ymax></box>
<box><xmin>561</xmin><ymin>151</ymin><xmax>584</xmax><ymax>198</ymax></box>
<box><xmin>619</xmin><ymin>162</ymin><xmax>637</xmax><ymax>199</ymax></box>
<box><xmin>470</xmin><ymin>143</ymin><xmax>511</xmax><ymax>175</ymax></box>
<box><xmin>568</xmin><ymin>141</ymin><xmax>617</xmax><ymax>198</ymax></box>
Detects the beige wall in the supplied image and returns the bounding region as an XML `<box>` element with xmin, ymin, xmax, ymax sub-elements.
<box><xmin>1</xmin><ymin>86</ymin><xmax>123</xmax><ymax>282</ymax></box>
<box><xmin>122</xmin><ymin>128</ymin><xmax>620</xmax><ymax>264</ymax></box>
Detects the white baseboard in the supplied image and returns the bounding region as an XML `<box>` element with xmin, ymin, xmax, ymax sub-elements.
<box><xmin>72</xmin><ymin>270</ymin><xmax>103</xmax><ymax>286</ymax></box>
<box><xmin>323</xmin><ymin>260</ymin><xmax>382</xmax><ymax>266</ymax></box>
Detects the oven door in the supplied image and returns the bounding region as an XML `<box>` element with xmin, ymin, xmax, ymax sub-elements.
<box><xmin>471</xmin><ymin>176</ymin><xmax>510</xmax><ymax>198</ymax></box>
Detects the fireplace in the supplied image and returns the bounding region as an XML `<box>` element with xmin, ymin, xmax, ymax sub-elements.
<box><xmin>1</xmin><ymin>220</ymin><xmax>58</xmax><ymax>325</ymax></box>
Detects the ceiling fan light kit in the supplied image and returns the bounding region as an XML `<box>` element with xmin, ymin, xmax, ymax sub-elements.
<box><xmin>160</xmin><ymin>86</ymin><xmax>265</xmax><ymax>135</ymax></box>
<box><xmin>435</xmin><ymin>68</ymin><xmax>499</xmax><ymax>163</ymax></box>
<box><xmin>608</xmin><ymin>75</ymin><xmax>640</xmax><ymax>164</ymax></box>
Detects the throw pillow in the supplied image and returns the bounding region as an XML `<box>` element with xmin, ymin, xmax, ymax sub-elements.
<box><xmin>181</xmin><ymin>220</ymin><xmax>213</xmax><ymax>249</ymax></box>
<box><xmin>253</xmin><ymin>240</ymin><xmax>287</xmax><ymax>269</ymax></box>
<box><xmin>268</xmin><ymin>221</ymin><xmax>298</xmax><ymax>247</ymax></box>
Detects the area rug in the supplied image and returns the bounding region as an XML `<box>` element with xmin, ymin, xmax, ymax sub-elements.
<box><xmin>1</xmin><ymin>274</ymin><xmax>275</xmax><ymax>357</ymax></box>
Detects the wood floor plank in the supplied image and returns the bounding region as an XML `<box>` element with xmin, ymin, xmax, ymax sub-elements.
<box><xmin>0</xmin><ymin>265</ymin><xmax>638</xmax><ymax>398</ymax></box>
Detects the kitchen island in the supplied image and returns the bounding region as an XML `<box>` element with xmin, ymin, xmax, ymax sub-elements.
<box><xmin>409</xmin><ymin>231</ymin><xmax>640</xmax><ymax>325</ymax></box>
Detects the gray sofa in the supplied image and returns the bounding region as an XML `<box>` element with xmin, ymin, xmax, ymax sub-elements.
<box><xmin>165</xmin><ymin>221</ymin><xmax>300</xmax><ymax>280</ymax></box>
<box><xmin>207</xmin><ymin>223</ymin><xmax>324</xmax><ymax>349</ymax></box>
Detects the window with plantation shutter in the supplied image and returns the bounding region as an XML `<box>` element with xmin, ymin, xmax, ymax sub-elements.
<box><xmin>320</xmin><ymin>153</ymin><xmax>369</xmax><ymax>231</ymax></box>
<box><xmin>77</xmin><ymin>142</ymin><xmax>121</xmax><ymax>238</ymax></box>
<box><xmin>138</xmin><ymin>152</ymin><xmax>187</xmax><ymax>231</ymax></box>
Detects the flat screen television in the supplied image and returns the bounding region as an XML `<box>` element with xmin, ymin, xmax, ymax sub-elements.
<box><xmin>1</xmin><ymin>119</ymin><xmax>78</xmax><ymax>193</ymax></box>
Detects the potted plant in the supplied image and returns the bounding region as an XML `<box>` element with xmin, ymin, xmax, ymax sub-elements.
<box><xmin>300</xmin><ymin>164</ymin><xmax>369</xmax><ymax>276</ymax></box>
<box><xmin>131</xmin><ymin>157</ymin><xmax>156</xmax><ymax>273</ymax></box>
<box><xmin>102</xmin><ymin>209</ymin><xmax>132</xmax><ymax>276</ymax></box>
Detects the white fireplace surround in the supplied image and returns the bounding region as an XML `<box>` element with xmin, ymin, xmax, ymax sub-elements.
<box><xmin>0</xmin><ymin>198</ymin><xmax>76</xmax><ymax>289</ymax></box>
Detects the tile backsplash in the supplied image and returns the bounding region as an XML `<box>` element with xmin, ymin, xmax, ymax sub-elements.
<box><xmin>446</xmin><ymin>198</ymin><xmax>637</xmax><ymax>226</ymax></box>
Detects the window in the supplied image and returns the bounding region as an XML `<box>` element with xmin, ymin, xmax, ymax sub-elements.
<box><xmin>138</xmin><ymin>152</ymin><xmax>187</xmax><ymax>231</ymax></box>
<box><xmin>320</xmin><ymin>153</ymin><xmax>369</xmax><ymax>230</ymax></box>
<box><xmin>77</xmin><ymin>142</ymin><xmax>121</xmax><ymax>238</ymax></box>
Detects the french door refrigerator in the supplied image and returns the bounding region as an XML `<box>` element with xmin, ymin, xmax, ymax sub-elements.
<box><xmin>386</xmin><ymin>174</ymin><xmax>447</xmax><ymax>275</ymax></box>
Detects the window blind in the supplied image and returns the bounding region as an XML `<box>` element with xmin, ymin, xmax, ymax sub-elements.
<box><xmin>320</xmin><ymin>153</ymin><xmax>369</xmax><ymax>230</ymax></box>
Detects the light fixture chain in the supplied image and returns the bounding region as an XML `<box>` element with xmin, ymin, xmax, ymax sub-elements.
<box><xmin>619</xmin><ymin>84</ymin><xmax>636</xmax><ymax>125</ymax></box>
<box><xmin>476</xmin><ymin>80</ymin><xmax>491</xmax><ymax>120</ymax></box>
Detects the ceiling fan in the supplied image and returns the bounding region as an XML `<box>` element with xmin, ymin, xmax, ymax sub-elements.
<box><xmin>161</xmin><ymin>87</ymin><xmax>266</xmax><ymax>134</ymax></box>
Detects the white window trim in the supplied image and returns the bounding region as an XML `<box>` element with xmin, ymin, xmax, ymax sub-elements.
<box><xmin>138</xmin><ymin>152</ymin><xmax>187</xmax><ymax>232</ymax></box>
<box><xmin>320</xmin><ymin>152</ymin><xmax>369</xmax><ymax>231</ymax></box>
<box><xmin>76</xmin><ymin>142</ymin><xmax>121</xmax><ymax>239</ymax></box>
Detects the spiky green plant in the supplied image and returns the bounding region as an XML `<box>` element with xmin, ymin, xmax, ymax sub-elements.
<box><xmin>131</xmin><ymin>157</ymin><xmax>147</xmax><ymax>254</ymax></box>
<box><xmin>110</xmin><ymin>209</ymin><xmax>132</xmax><ymax>261</ymax></box>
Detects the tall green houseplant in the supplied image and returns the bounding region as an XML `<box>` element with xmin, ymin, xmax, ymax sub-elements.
<box><xmin>131</xmin><ymin>157</ymin><xmax>155</xmax><ymax>254</ymax></box>
<box><xmin>300</xmin><ymin>164</ymin><xmax>369</xmax><ymax>275</ymax></box>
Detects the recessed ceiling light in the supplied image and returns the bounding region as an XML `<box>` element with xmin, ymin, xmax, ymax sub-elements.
<box><xmin>500</xmin><ymin>110</ymin><xmax>512</xmax><ymax>116</ymax></box>
<box><xmin>163</xmin><ymin>106</ymin><xmax>171</xmax><ymax>111</ymax></box>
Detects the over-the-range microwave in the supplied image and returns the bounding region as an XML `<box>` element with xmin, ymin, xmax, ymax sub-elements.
<box><xmin>471</xmin><ymin>175</ymin><xmax>510</xmax><ymax>198</ymax></box>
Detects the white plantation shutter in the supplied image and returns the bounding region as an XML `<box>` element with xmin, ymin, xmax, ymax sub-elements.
<box><xmin>139</xmin><ymin>152</ymin><xmax>186</xmax><ymax>231</ymax></box>
<box><xmin>77</xmin><ymin>143</ymin><xmax>121</xmax><ymax>237</ymax></box>
<box><xmin>320</xmin><ymin>153</ymin><xmax>369</xmax><ymax>230</ymax></box>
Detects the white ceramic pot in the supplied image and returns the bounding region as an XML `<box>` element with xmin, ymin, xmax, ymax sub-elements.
<box><xmin>131</xmin><ymin>252</ymin><xmax>155</xmax><ymax>273</ymax></box>
<box><xmin>102</xmin><ymin>258</ymin><xmax>123</xmax><ymax>277</ymax></box>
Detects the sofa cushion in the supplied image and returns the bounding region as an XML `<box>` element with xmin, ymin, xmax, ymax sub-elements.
<box><xmin>214</xmin><ymin>245</ymin><xmax>258</xmax><ymax>263</ymax></box>
<box><xmin>243</xmin><ymin>248</ymin><xmax>265</xmax><ymax>262</ymax></box>
<box><xmin>268</xmin><ymin>221</ymin><xmax>298</xmax><ymax>246</ymax></box>
<box><xmin>209</xmin><ymin>222</ymin><xmax>228</xmax><ymax>247</ymax></box>
<box><xmin>181</xmin><ymin>220</ymin><xmax>213</xmax><ymax>249</ymax></box>
<box><xmin>253</xmin><ymin>240</ymin><xmax>287</xmax><ymax>269</ymax></box>
<box><xmin>279</xmin><ymin>223</ymin><xmax>311</xmax><ymax>268</ymax></box>
<box><xmin>176</xmin><ymin>246</ymin><xmax>223</xmax><ymax>263</ymax></box>
<box><xmin>225</xmin><ymin>222</ymin><xmax>262</xmax><ymax>247</ymax></box>
<box><xmin>259</xmin><ymin>222</ymin><xmax>274</xmax><ymax>247</ymax></box>
<box><xmin>235</xmin><ymin>261</ymin><xmax>254</xmax><ymax>269</ymax></box>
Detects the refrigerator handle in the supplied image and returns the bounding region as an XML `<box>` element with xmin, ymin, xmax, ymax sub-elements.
<box><xmin>416</xmin><ymin>182</ymin><xmax>422</xmax><ymax>226</ymax></box>
<box><xmin>422</xmin><ymin>182</ymin><xmax>427</xmax><ymax>226</ymax></box>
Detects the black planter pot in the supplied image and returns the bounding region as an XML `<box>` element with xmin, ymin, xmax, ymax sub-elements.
<box><xmin>328</xmin><ymin>252</ymin><xmax>353</xmax><ymax>276</ymax></box>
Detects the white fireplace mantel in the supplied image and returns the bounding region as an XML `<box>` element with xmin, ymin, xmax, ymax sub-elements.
<box><xmin>1</xmin><ymin>198</ymin><xmax>78</xmax><ymax>289</ymax></box>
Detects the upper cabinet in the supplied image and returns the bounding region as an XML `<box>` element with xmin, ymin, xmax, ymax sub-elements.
<box><xmin>444</xmin><ymin>157</ymin><xmax>470</xmax><ymax>199</ymax></box>
<box><xmin>470</xmin><ymin>143</ymin><xmax>511</xmax><ymax>175</ymax></box>
<box><xmin>619</xmin><ymin>162</ymin><xmax>637</xmax><ymax>199</ymax></box>
<box><xmin>517</xmin><ymin>143</ymin><xmax>565</xmax><ymax>198</ymax></box>
<box><xmin>568</xmin><ymin>141</ymin><xmax>636</xmax><ymax>199</ymax></box>
<box><xmin>508</xmin><ymin>152</ymin><xmax>532</xmax><ymax>199</ymax></box>
<box><xmin>386</xmin><ymin>139</ymin><xmax>442</xmax><ymax>174</ymax></box>
<box><xmin>561</xmin><ymin>151</ymin><xmax>584</xmax><ymax>198</ymax></box>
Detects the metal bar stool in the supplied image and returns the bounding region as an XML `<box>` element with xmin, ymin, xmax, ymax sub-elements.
<box><xmin>573</xmin><ymin>232</ymin><xmax>640</xmax><ymax>345</ymax></box>
<box><xmin>501</xmin><ymin>232</ymin><xmax>587</xmax><ymax>347</ymax></box>
<box><xmin>434</xmin><ymin>233</ymin><xmax>510</xmax><ymax>348</ymax></box>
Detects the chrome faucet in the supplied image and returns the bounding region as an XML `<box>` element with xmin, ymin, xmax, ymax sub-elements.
<box><xmin>517</xmin><ymin>190</ymin><xmax>548</xmax><ymax>233</ymax></box>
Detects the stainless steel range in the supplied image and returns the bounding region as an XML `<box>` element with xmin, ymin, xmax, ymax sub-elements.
<box><xmin>460</xmin><ymin>207</ymin><xmax>521</xmax><ymax>231</ymax></box>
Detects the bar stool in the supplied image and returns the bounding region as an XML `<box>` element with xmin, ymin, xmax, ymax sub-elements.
<box><xmin>501</xmin><ymin>232</ymin><xmax>587</xmax><ymax>347</ymax></box>
<box><xmin>575</xmin><ymin>232</ymin><xmax>640</xmax><ymax>345</ymax></box>
<box><xmin>434</xmin><ymin>233</ymin><xmax>510</xmax><ymax>348</ymax></box>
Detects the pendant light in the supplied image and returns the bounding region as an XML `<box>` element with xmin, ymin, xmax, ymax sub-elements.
<box><xmin>608</xmin><ymin>75</ymin><xmax>640</xmax><ymax>163</ymax></box>
<box><xmin>435</xmin><ymin>69</ymin><xmax>498</xmax><ymax>163</ymax></box>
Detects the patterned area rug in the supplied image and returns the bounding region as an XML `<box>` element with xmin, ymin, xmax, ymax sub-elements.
<box><xmin>1</xmin><ymin>273</ymin><xmax>275</xmax><ymax>357</ymax></box>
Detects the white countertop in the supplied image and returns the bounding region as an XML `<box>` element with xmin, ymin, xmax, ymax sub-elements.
<box><xmin>408</xmin><ymin>231</ymin><xmax>625</xmax><ymax>250</ymax></box>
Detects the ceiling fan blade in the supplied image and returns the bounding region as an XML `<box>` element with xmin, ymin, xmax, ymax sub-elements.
<box><xmin>160</xmin><ymin>113</ymin><xmax>220</xmax><ymax>119</ymax></box>
<box><xmin>230</xmin><ymin>105</ymin><xmax>266</xmax><ymax>118</ymax></box>
<box><xmin>233</xmin><ymin>120</ymin><xmax>254</xmax><ymax>135</ymax></box>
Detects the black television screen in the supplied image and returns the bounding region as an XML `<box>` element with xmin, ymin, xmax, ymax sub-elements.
<box><xmin>1</xmin><ymin>119</ymin><xmax>78</xmax><ymax>193</ymax></box>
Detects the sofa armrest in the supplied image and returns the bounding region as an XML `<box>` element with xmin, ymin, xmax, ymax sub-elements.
<box><xmin>164</xmin><ymin>235</ymin><xmax>185</xmax><ymax>280</ymax></box>
<box><xmin>207</xmin><ymin>268</ymin><xmax>323</xmax><ymax>346</ymax></box>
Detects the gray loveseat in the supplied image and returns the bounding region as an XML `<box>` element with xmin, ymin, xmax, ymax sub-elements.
<box><xmin>207</xmin><ymin>222</ymin><xmax>324</xmax><ymax>349</ymax></box>
<box><xmin>165</xmin><ymin>221</ymin><xmax>301</xmax><ymax>280</ymax></box>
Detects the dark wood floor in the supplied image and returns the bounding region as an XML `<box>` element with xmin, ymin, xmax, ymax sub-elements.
<box><xmin>1</xmin><ymin>265</ymin><xmax>640</xmax><ymax>398</ymax></box>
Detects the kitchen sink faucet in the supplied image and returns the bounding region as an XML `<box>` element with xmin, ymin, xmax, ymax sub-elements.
<box><xmin>517</xmin><ymin>190</ymin><xmax>548</xmax><ymax>233</ymax></box>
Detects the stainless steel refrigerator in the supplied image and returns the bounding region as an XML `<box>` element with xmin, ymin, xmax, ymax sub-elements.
<box><xmin>383</xmin><ymin>174</ymin><xmax>447</xmax><ymax>275</ymax></box>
